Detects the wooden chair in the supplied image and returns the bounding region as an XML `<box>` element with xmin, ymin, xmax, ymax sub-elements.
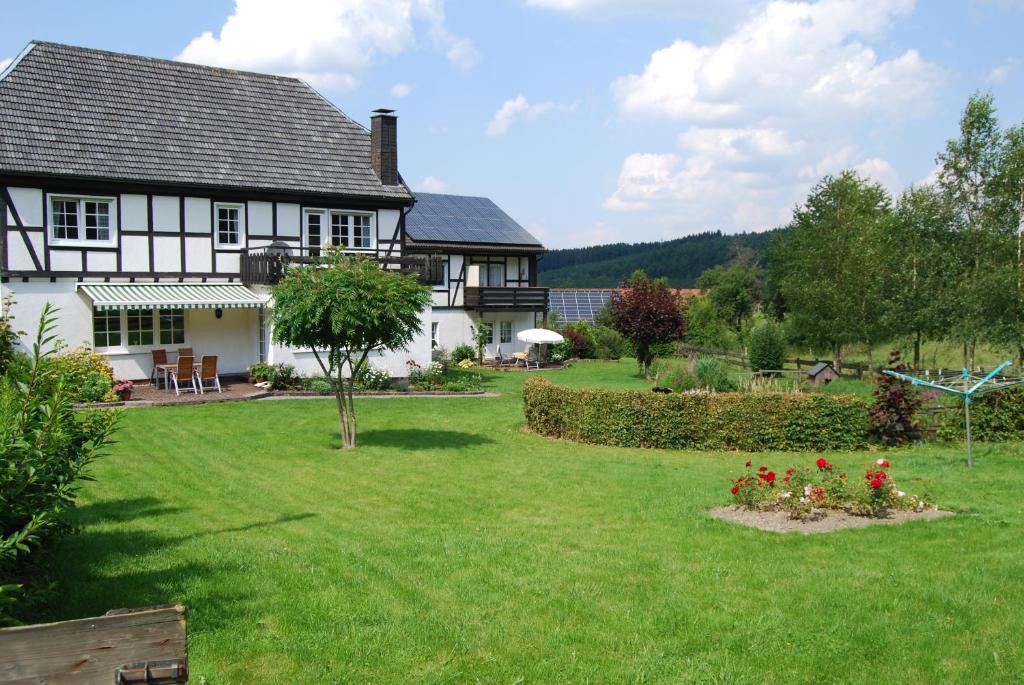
<box><xmin>196</xmin><ymin>355</ymin><xmax>222</xmax><ymax>394</ymax></box>
<box><xmin>512</xmin><ymin>344</ymin><xmax>532</xmax><ymax>367</ymax></box>
<box><xmin>151</xmin><ymin>349</ymin><xmax>168</xmax><ymax>388</ymax></box>
<box><xmin>177</xmin><ymin>347</ymin><xmax>193</xmax><ymax>359</ymax></box>
<box><xmin>168</xmin><ymin>355</ymin><xmax>198</xmax><ymax>396</ymax></box>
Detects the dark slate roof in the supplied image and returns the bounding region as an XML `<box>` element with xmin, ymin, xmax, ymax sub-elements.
<box><xmin>807</xmin><ymin>361</ymin><xmax>836</xmax><ymax>377</ymax></box>
<box><xmin>0</xmin><ymin>41</ymin><xmax>412</xmax><ymax>202</ymax></box>
<box><xmin>548</xmin><ymin>289</ymin><xmax>615</xmax><ymax>325</ymax></box>
<box><xmin>405</xmin><ymin>192</ymin><xmax>543</xmax><ymax>248</ymax></box>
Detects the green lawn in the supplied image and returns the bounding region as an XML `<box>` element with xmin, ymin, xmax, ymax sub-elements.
<box><xmin>45</xmin><ymin>361</ymin><xmax>1024</xmax><ymax>683</ymax></box>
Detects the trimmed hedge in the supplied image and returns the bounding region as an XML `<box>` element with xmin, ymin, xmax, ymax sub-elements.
<box><xmin>523</xmin><ymin>377</ymin><xmax>868</xmax><ymax>452</ymax></box>
<box><xmin>937</xmin><ymin>387</ymin><xmax>1024</xmax><ymax>442</ymax></box>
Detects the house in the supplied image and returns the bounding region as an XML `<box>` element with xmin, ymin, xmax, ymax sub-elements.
<box><xmin>0</xmin><ymin>41</ymin><xmax>545</xmax><ymax>379</ymax></box>
<box><xmin>806</xmin><ymin>361</ymin><xmax>840</xmax><ymax>386</ymax></box>
<box><xmin>404</xmin><ymin>192</ymin><xmax>547</xmax><ymax>359</ymax></box>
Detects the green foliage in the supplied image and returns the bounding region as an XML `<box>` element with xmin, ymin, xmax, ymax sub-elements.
<box><xmin>561</xmin><ymin>321</ymin><xmax>596</xmax><ymax>359</ymax></box>
<box><xmin>592</xmin><ymin>326</ymin><xmax>629</xmax><ymax>360</ymax></box>
<box><xmin>695</xmin><ymin>248</ymin><xmax>764</xmax><ymax>331</ymax></box>
<box><xmin>868</xmin><ymin>351</ymin><xmax>922</xmax><ymax>446</ymax></box>
<box><xmin>538</xmin><ymin>230</ymin><xmax>779</xmax><ymax>288</ymax></box>
<box><xmin>694</xmin><ymin>357</ymin><xmax>736</xmax><ymax>391</ymax></box>
<box><xmin>662</xmin><ymin>368</ymin><xmax>700</xmax><ymax>392</ymax></box>
<box><xmin>747</xmin><ymin>320</ymin><xmax>787</xmax><ymax>372</ymax></box>
<box><xmin>523</xmin><ymin>377</ymin><xmax>868</xmax><ymax>451</ymax></box>
<box><xmin>0</xmin><ymin>304</ymin><xmax>119</xmax><ymax>623</ymax></box>
<box><xmin>0</xmin><ymin>294</ymin><xmax>24</xmax><ymax>378</ymax></box>
<box><xmin>270</xmin><ymin>364</ymin><xmax>301</xmax><ymax>390</ymax></box>
<box><xmin>302</xmin><ymin>376</ymin><xmax>334</xmax><ymax>394</ymax></box>
<box><xmin>470</xmin><ymin>323</ymin><xmax>492</xmax><ymax>365</ymax></box>
<box><xmin>45</xmin><ymin>348</ymin><xmax>114</xmax><ymax>403</ymax></box>
<box><xmin>271</xmin><ymin>252</ymin><xmax>430</xmax><ymax>448</ymax></box>
<box><xmin>610</xmin><ymin>270</ymin><xmax>687</xmax><ymax>376</ymax></box>
<box><xmin>356</xmin><ymin>365</ymin><xmax>391</xmax><ymax>391</ymax></box>
<box><xmin>248</xmin><ymin>362</ymin><xmax>275</xmax><ymax>383</ymax></box>
<box><xmin>937</xmin><ymin>386</ymin><xmax>1024</xmax><ymax>442</ymax></box>
<box><xmin>408</xmin><ymin>361</ymin><xmax>445</xmax><ymax>390</ymax></box>
<box><xmin>685</xmin><ymin>297</ymin><xmax>737</xmax><ymax>350</ymax></box>
<box><xmin>451</xmin><ymin>344</ymin><xmax>475</xmax><ymax>365</ymax></box>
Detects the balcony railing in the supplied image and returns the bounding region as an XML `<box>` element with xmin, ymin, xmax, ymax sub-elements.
<box><xmin>241</xmin><ymin>247</ymin><xmax>445</xmax><ymax>286</ymax></box>
<box><xmin>463</xmin><ymin>286</ymin><xmax>549</xmax><ymax>311</ymax></box>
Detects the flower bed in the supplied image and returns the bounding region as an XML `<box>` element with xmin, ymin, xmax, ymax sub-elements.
<box><xmin>728</xmin><ymin>457</ymin><xmax>935</xmax><ymax>521</ymax></box>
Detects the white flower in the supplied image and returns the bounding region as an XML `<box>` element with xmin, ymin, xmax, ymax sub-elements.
<box><xmin>780</xmin><ymin>491</ymin><xmax>792</xmax><ymax>499</ymax></box>
<box><xmin>799</xmin><ymin>497</ymin><xmax>808</xmax><ymax>504</ymax></box>
<box><xmin>877</xmin><ymin>458</ymin><xmax>886</xmax><ymax>466</ymax></box>
<box><xmin>804</xmin><ymin>484</ymin><xmax>813</xmax><ymax>496</ymax></box>
<box><xmin>897</xmin><ymin>491</ymin><xmax>906</xmax><ymax>498</ymax></box>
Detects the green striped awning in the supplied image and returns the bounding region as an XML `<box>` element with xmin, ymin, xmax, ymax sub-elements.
<box><xmin>78</xmin><ymin>283</ymin><xmax>269</xmax><ymax>311</ymax></box>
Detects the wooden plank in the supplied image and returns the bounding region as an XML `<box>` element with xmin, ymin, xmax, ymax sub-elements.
<box><xmin>0</xmin><ymin>604</ymin><xmax>187</xmax><ymax>684</ymax></box>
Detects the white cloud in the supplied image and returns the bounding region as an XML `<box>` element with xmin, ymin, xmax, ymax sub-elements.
<box><xmin>987</xmin><ymin>58</ymin><xmax>1019</xmax><ymax>83</ymax></box>
<box><xmin>390</xmin><ymin>82</ymin><xmax>412</xmax><ymax>98</ymax></box>
<box><xmin>178</xmin><ymin>0</ymin><xmax>477</xmax><ymax>91</ymax></box>
<box><xmin>485</xmin><ymin>95</ymin><xmax>574</xmax><ymax>137</ymax></box>
<box><xmin>852</xmin><ymin>157</ymin><xmax>900</xmax><ymax>193</ymax></box>
<box><xmin>0</xmin><ymin>57</ymin><xmax>12</xmax><ymax>73</ymax></box>
<box><xmin>677</xmin><ymin>127</ymin><xmax>798</xmax><ymax>162</ymax></box>
<box><xmin>611</xmin><ymin>0</ymin><xmax>942</xmax><ymax>122</ymax></box>
<box><xmin>418</xmin><ymin>176</ymin><xmax>447</xmax><ymax>192</ymax></box>
<box><xmin>524</xmin><ymin>0</ymin><xmax>750</xmax><ymax>18</ymax></box>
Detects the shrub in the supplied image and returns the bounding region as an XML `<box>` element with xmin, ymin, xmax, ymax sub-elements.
<box><xmin>301</xmin><ymin>377</ymin><xmax>334</xmax><ymax>394</ymax></box>
<box><xmin>592</xmin><ymin>326</ymin><xmax>629</xmax><ymax>360</ymax></box>
<box><xmin>0</xmin><ymin>294</ymin><xmax>23</xmax><ymax>378</ymax></box>
<box><xmin>248</xmin><ymin>362</ymin><xmax>276</xmax><ymax>383</ymax></box>
<box><xmin>441</xmin><ymin>371</ymin><xmax>483</xmax><ymax>392</ymax></box>
<box><xmin>1</xmin><ymin>305</ymin><xmax>119</xmax><ymax>623</ymax></box>
<box><xmin>694</xmin><ymin>357</ymin><xmax>736</xmax><ymax>391</ymax></box>
<box><xmin>729</xmin><ymin>457</ymin><xmax>931</xmax><ymax>519</ymax></box>
<box><xmin>357</xmin><ymin>365</ymin><xmax>391</xmax><ymax>391</ymax></box>
<box><xmin>662</xmin><ymin>368</ymin><xmax>701</xmax><ymax>392</ymax></box>
<box><xmin>46</xmin><ymin>348</ymin><xmax>113</xmax><ymax>402</ymax></box>
<box><xmin>270</xmin><ymin>363</ymin><xmax>301</xmax><ymax>390</ymax></box>
<box><xmin>649</xmin><ymin>341</ymin><xmax>678</xmax><ymax>358</ymax></box>
<box><xmin>685</xmin><ymin>298</ymin><xmax>737</xmax><ymax>350</ymax></box>
<box><xmin>747</xmin><ymin>320</ymin><xmax>786</xmax><ymax>372</ymax></box>
<box><xmin>868</xmin><ymin>350</ymin><xmax>922</xmax><ymax>446</ymax></box>
<box><xmin>937</xmin><ymin>386</ymin><xmax>1024</xmax><ymax>442</ymax></box>
<box><xmin>523</xmin><ymin>377</ymin><xmax>868</xmax><ymax>452</ymax></box>
<box><xmin>548</xmin><ymin>339</ymin><xmax>572</xmax><ymax>363</ymax></box>
<box><xmin>561</xmin><ymin>326</ymin><xmax>592</xmax><ymax>359</ymax></box>
<box><xmin>451</xmin><ymin>344</ymin><xmax>475</xmax><ymax>365</ymax></box>
<box><xmin>408</xmin><ymin>360</ymin><xmax>445</xmax><ymax>390</ymax></box>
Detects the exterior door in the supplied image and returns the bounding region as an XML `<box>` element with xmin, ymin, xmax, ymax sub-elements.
<box><xmin>486</xmin><ymin>262</ymin><xmax>505</xmax><ymax>287</ymax></box>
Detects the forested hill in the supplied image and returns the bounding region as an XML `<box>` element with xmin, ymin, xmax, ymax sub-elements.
<box><xmin>538</xmin><ymin>230</ymin><xmax>781</xmax><ymax>288</ymax></box>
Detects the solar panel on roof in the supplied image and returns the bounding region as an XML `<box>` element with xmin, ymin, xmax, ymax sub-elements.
<box><xmin>406</xmin><ymin>192</ymin><xmax>542</xmax><ymax>246</ymax></box>
<box><xmin>548</xmin><ymin>290</ymin><xmax>614</xmax><ymax>325</ymax></box>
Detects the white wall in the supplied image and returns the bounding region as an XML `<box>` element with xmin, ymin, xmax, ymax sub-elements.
<box><xmin>432</xmin><ymin>309</ymin><xmax>538</xmax><ymax>358</ymax></box>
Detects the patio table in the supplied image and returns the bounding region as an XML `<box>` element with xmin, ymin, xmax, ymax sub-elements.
<box><xmin>155</xmin><ymin>361</ymin><xmax>202</xmax><ymax>391</ymax></box>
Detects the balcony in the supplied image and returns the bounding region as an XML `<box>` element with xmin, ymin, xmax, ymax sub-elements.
<box><xmin>241</xmin><ymin>247</ymin><xmax>445</xmax><ymax>286</ymax></box>
<box><xmin>463</xmin><ymin>286</ymin><xmax>549</xmax><ymax>311</ymax></box>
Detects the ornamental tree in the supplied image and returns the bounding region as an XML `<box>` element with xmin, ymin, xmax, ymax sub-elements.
<box><xmin>610</xmin><ymin>270</ymin><xmax>686</xmax><ymax>377</ymax></box>
<box><xmin>271</xmin><ymin>252</ymin><xmax>431</xmax><ymax>449</ymax></box>
<box><xmin>868</xmin><ymin>350</ymin><xmax>922</xmax><ymax>447</ymax></box>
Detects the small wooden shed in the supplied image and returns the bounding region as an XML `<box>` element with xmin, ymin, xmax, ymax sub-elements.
<box><xmin>806</xmin><ymin>361</ymin><xmax>840</xmax><ymax>386</ymax></box>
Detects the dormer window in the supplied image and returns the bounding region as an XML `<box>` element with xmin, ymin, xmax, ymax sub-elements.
<box><xmin>48</xmin><ymin>195</ymin><xmax>117</xmax><ymax>246</ymax></box>
<box><xmin>215</xmin><ymin>203</ymin><xmax>243</xmax><ymax>247</ymax></box>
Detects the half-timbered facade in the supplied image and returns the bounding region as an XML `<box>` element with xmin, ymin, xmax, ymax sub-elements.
<box><xmin>404</xmin><ymin>193</ymin><xmax>547</xmax><ymax>358</ymax></box>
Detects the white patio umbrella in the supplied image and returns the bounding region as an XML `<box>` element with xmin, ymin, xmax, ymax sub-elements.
<box><xmin>517</xmin><ymin>328</ymin><xmax>565</xmax><ymax>344</ymax></box>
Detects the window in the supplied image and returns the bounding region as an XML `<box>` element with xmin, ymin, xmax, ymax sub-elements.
<box><xmin>329</xmin><ymin>213</ymin><xmax>348</xmax><ymax>247</ymax></box>
<box><xmin>352</xmin><ymin>214</ymin><xmax>372</xmax><ymax>248</ymax></box>
<box><xmin>159</xmin><ymin>309</ymin><xmax>185</xmax><ymax>345</ymax></box>
<box><xmin>486</xmin><ymin>263</ymin><xmax>505</xmax><ymax>287</ymax></box>
<box><xmin>50</xmin><ymin>196</ymin><xmax>115</xmax><ymax>245</ymax></box>
<box><xmin>483</xmin><ymin>324</ymin><xmax>494</xmax><ymax>345</ymax></box>
<box><xmin>519</xmin><ymin>259</ymin><xmax>529</xmax><ymax>282</ymax></box>
<box><xmin>305</xmin><ymin>210</ymin><xmax>323</xmax><ymax>256</ymax></box>
<box><xmin>93</xmin><ymin>310</ymin><xmax>121</xmax><ymax>348</ymax></box>
<box><xmin>126</xmin><ymin>309</ymin><xmax>154</xmax><ymax>346</ymax></box>
<box><xmin>500</xmin><ymin>321</ymin><xmax>513</xmax><ymax>344</ymax></box>
<box><xmin>215</xmin><ymin>203</ymin><xmax>241</xmax><ymax>246</ymax></box>
<box><xmin>431</xmin><ymin>322</ymin><xmax>439</xmax><ymax>349</ymax></box>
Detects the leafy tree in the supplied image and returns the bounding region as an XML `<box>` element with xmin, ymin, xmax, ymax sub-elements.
<box><xmin>610</xmin><ymin>270</ymin><xmax>686</xmax><ymax>377</ymax></box>
<box><xmin>695</xmin><ymin>246</ymin><xmax>765</xmax><ymax>331</ymax></box>
<box><xmin>867</xmin><ymin>350</ymin><xmax>922</xmax><ymax>446</ymax></box>
<box><xmin>768</xmin><ymin>171</ymin><xmax>893</xmax><ymax>366</ymax></box>
<box><xmin>685</xmin><ymin>297</ymin><xmax>736</xmax><ymax>350</ymax></box>
<box><xmin>747</xmin><ymin>319</ymin><xmax>787</xmax><ymax>372</ymax></box>
<box><xmin>470</xmin><ymin>323</ymin><xmax>492</xmax><ymax>365</ymax></box>
<box><xmin>271</xmin><ymin>253</ymin><xmax>431</xmax><ymax>449</ymax></box>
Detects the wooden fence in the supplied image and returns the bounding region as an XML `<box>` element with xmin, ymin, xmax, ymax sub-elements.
<box><xmin>678</xmin><ymin>345</ymin><xmax>871</xmax><ymax>379</ymax></box>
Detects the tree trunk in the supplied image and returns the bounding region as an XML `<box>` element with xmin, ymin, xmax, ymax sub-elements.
<box><xmin>913</xmin><ymin>331</ymin><xmax>921</xmax><ymax>371</ymax></box>
<box><xmin>334</xmin><ymin>387</ymin><xmax>352</xmax><ymax>449</ymax></box>
<box><xmin>969</xmin><ymin>340</ymin><xmax>976</xmax><ymax>373</ymax></box>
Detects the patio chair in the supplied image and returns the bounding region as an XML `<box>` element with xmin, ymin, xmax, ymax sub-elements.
<box><xmin>168</xmin><ymin>355</ymin><xmax>198</xmax><ymax>396</ymax></box>
<box><xmin>524</xmin><ymin>347</ymin><xmax>541</xmax><ymax>370</ymax></box>
<box><xmin>150</xmin><ymin>349</ymin><xmax>168</xmax><ymax>388</ymax></box>
<box><xmin>512</xmin><ymin>344</ymin><xmax>532</xmax><ymax>367</ymax></box>
<box><xmin>495</xmin><ymin>346</ymin><xmax>514</xmax><ymax>367</ymax></box>
<box><xmin>196</xmin><ymin>355</ymin><xmax>222</xmax><ymax>394</ymax></box>
<box><xmin>177</xmin><ymin>347</ymin><xmax>193</xmax><ymax>359</ymax></box>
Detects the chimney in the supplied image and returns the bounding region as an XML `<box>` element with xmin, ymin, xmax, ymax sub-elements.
<box><xmin>370</xmin><ymin>108</ymin><xmax>399</xmax><ymax>186</ymax></box>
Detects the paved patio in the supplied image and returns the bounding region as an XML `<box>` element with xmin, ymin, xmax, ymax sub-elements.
<box><xmin>128</xmin><ymin>376</ymin><xmax>267</xmax><ymax>404</ymax></box>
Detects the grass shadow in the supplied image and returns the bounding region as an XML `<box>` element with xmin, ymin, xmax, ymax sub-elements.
<box><xmin>357</xmin><ymin>428</ymin><xmax>495</xmax><ymax>450</ymax></box>
<box><xmin>74</xmin><ymin>496</ymin><xmax>183</xmax><ymax>525</ymax></box>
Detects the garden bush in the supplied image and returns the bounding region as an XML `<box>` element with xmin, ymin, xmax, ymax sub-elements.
<box><xmin>561</xmin><ymin>322</ymin><xmax>596</xmax><ymax>359</ymax></box>
<box><xmin>694</xmin><ymin>357</ymin><xmax>736</xmax><ymax>391</ymax></box>
<box><xmin>662</xmin><ymin>368</ymin><xmax>701</xmax><ymax>392</ymax></box>
<box><xmin>523</xmin><ymin>377</ymin><xmax>868</xmax><ymax>451</ymax></box>
<box><xmin>356</xmin><ymin>365</ymin><xmax>391</xmax><ymax>391</ymax></box>
<box><xmin>1</xmin><ymin>305</ymin><xmax>119</xmax><ymax>623</ymax></box>
<box><xmin>301</xmin><ymin>377</ymin><xmax>334</xmax><ymax>394</ymax></box>
<box><xmin>937</xmin><ymin>386</ymin><xmax>1024</xmax><ymax>442</ymax></box>
<box><xmin>248</xmin><ymin>362</ymin><xmax>275</xmax><ymax>383</ymax></box>
<box><xmin>451</xmin><ymin>344</ymin><xmax>475</xmax><ymax>365</ymax></box>
<box><xmin>46</xmin><ymin>348</ymin><xmax>114</xmax><ymax>403</ymax></box>
<box><xmin>747</xmin><ymin>320</ymin><xmax>786</xmax><ymax>372</ymax></box>
<box><xmin>868</xmin><ymin>350</ymin><xmax>922</xmax><ymax>446</ymax></box>
<box><xmin>592</xmin><ymin>326</ymin><xmax>629</xmax><ymax>360</ymax></box>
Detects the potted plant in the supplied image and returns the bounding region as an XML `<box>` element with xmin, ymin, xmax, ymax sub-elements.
<box><xmin>112</xmin><ymin>379</ymin><xmax>134</xmax><ymax>401</ymax></box>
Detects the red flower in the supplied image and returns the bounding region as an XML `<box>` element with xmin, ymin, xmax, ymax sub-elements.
<box><xmin>816</xmin><ymin>457</ymin><xmax>827</xmax><ymax>469</ymax></box>
<box><xmin>758</xmin><ymin>465</ymin><xmax>768</xmax><ymax>472</ymax></box>
<box><xmin>877</xmin><ymin>458</ymin><xmax>891</xmax><ymax>468</ymax></box>
<box><xmin>763</xmin><ymin>471</ymin><xmax>776</xmax><ymax>484</ymax></box>
<box><xmin>783</xmin><ymin>476</ymin><xmax>791</xmax><ymax>483</ymax></box>
<box><xmin>785</xmin><ymin>468</ymin><xmax>794</xmax><ymax>475</ymax></box>
<box><xmin>745</xmin><ymin>460</ymin><xmax>752</xmax><ymax>468</ymax></box>
<box><xmin>731</xmin><ymin>485</ymin><xmax>740</xmax><ymax>495</ymax></box>
<box><xmin>870</xmin><ymin>478</ymin><xmax>883</xmax><ymax>490</ymax></box>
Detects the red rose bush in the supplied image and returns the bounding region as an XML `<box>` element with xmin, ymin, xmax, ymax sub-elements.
<box><xmin>729</xmin><ymin>456</ymin><xmax>932</xmax><ymax>520</ymax></box>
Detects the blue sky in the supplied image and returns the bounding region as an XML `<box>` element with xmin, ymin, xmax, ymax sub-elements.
<box><xmin>2</xmin><ymin>0</ymin><xmax>1023</xmax><ymax>248</ymax></box>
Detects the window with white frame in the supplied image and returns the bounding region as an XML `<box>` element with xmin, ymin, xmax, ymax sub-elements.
<box><xmin>431</xmin><ymin>322</ymin><xmax>439</xmax><ymax>349</ymax></box>
<box><xmin>304</xmin><ymin>210</ymin><xmax>323</xmax><ymax>256</ymax></box>
<box><xmin>92</xmin><ymin>310</ymin><xmax>121</xmax><ymax>348</ymax></box>
<box><xmin>500</xmin><ymin>321</ymin><xmax>513</xmax><ymax>344</ymax></box>
<box><xmin>126</xmin><ymin>309</ymin><xmax>155</xmax><ymax>346</ymax></box>
<box><xmin>49</xmin><ymin>195</ymin><xmax>116</xmax><ymax>245</ymax></box>
<box><xmin>215</xmin><ymin>203</ymin><xmax>242</xmax><ymax>246</ymax></box>
<box><xmin>329</xmin><ymin>212</ymin><xmax>348</xmax><ymax>247</ymax></box>
<box><xmin>304</xmin><ymin>209</ymin><xmax>373</xmax><ymax>252</ymax></box>
<box><xmin>158</xmin><ymin>309</ymin><xmax>186</xmax><ymax>345</ymax></box>
<box><xmin>352</xmin><ymin>214</ymin><xmax>372</xmax><ymax>248</ymax></box>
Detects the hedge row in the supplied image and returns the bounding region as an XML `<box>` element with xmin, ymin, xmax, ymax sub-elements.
<box><xmin>523</xmin><ymin>377</ymin><xmax>868</xmax><ymax>452</ymax></box>
<box><xmin>937</xmin><ymin>387</ymin><xmax>1024</xmax><ymax>442</ymax></box>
